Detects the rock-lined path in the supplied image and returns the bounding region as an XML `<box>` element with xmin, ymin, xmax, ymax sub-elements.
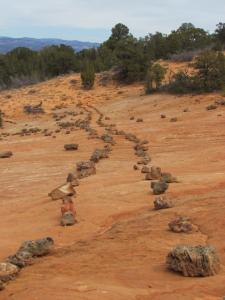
<box><xmin>0</xmin><ymin>77</ymin><xmax>225</xmax><ymax>299</ymax></box>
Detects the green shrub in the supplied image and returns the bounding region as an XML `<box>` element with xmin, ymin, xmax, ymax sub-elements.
<box><xmin>81</xmin><ymin>61</ymin><xmax>95</xmax><ymax>89</ymax></box>
<box><xmin>145</xmin><ymin>63</ymin><xmax>167</xmax><ymax>94</ymax></box>
<box><xmin>194</xmin><ymin>50</ymin><xmax>225</xmax><ymax>91</ymax></box>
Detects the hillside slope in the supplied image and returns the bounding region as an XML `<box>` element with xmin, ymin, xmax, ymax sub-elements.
<box><xmin>0</xmin><ymin>37</ymin><xmax>99</xmax><ymax>53</ymax></box>
<box><xmin>0</xmin><ymin>75</ymin><xmax>224</xmax><ymax>300</ymax></box>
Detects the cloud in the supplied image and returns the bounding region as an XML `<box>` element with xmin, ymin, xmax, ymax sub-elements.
<box><xmin>0</xmin><ymin>0</ymin><xmax>224</xmax><ymax>41</ymax></box>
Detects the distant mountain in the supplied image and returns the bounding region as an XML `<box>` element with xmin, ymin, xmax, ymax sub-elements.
<box><xmin>0</xmin><ymin>37</ymin><xmax>100</xmax><ymax>53</ymax></box>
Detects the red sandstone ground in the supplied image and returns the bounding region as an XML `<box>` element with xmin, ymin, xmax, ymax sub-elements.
<box><xmin>0</xmin><ymin>74</ymin><xmax>224</xmax><ymax>300</ymax></box>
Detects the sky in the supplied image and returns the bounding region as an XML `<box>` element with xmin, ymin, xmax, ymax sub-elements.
<box><xmin>0</xmin><ymin>0</ymin><xmax>224</xmax><ymax>42</ymax></box>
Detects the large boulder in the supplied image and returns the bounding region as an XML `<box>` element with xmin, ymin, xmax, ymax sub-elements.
<box><xmin>61</xmin><ymin>211</ymin><xmax>77</xmax><ymax>226</ymax></box>
<box><xmin>76</xmin><ymin>160</ymin><xmax>96</xmax><ymax>179</ymax></box>
<box><xmin>166</xmin><ymin>245</ymin><xmax>220</xmax><ymax>277</ymax></box>
<box><xmin>64</xmin><ymin>144</ymin><xmax>78</xmax><ymax>151</ymax></box>
<box><xmin>151</xmin><ymin>180</ymin><xmax>168</xmax><ymax>195</ymax></box>
<box><xmin>0</xmin><ymin>151</ymin><xmax>13</xmax><ymax>159</ymax></box>
<box><xmin>168</xmin><ymin>216</ymin><xmax>198</xmax><ymax>233</ymax></box>
<box><xmin>17</xmin><ymin>237</ymin><xmax>54</xmax><ymax>257</ymax></box>
<box><xmin>49</xmin><ymin>182</ymin><xmax>75</xmax><ymax>200</ymax></box>
<box><xmin>154</xmin><ymin>196</ymin><xmax>173</xmax><ymax>210</ymax></box>
<box><xmin>0</xmin><ymin>263</ymin><xmax>19</xmax><ymax>282</ymax></box>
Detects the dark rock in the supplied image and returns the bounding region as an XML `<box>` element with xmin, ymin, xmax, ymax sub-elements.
<box><xmin>61</xmin><ymin>211</ymin><xmax>77</xmax><ymax>226</ymax></box>
<box><xmin>17</xmin><ymin>237</ymin><xmax>54</xmax><ymax>257</ymax></box>
<box><xmin>135</xmin><ymin>149</ymin><xmax>146</xmax><ymax>157</ymax></box>
<box><xmin>24</xmin><ymin>102</ymin><xmax>44</xmax><ymax>114</ymax></box>
<box><xmin>206</xmin><ymin>104</ymin><xmax>217</xmax><ymax>110</ymax></box>
<box><xmin>90</xmin><ymin>148</ymin><xmax>109</xmax><ymax>163</ymax></box>
<box><xmin>168</xmin><ymin>216</ymin><xmax>198</xmax><ymax>233</ymax></box>
<box><xmin>215</xmin><ymin>99</ymin><xmax>225</xmax><ymax>106</ymax></box>
<box><xmin>161</xmin><ymin>114</ymin><xmax>166</xmax><ymax>119</ymax></box>
<box><xmin>170</xmin><ymin>117</ymin><xmax>178</xmax><ymax>122</ymax></box>
<box><xmin>141</xmin><ymin>166</ymin><xmax>151</xmax><ymax>173</ymax></box>
<box><xmin>161</xmin><ymin>172</ymin><xmax>178</xmax><ymax>183</ymax></box>
<box><xmin>166</xmin><ymin>245</ymin><xmax>220</xmax><ymax>277</ymax></box>
<box><xmin>7</xmin><ymin>251</ymin><xmax>34</xmax><ymax>268</ymax></box>
<box><xmin>150</xmin><ymin>166</ymin><xmax>162</xmax><ymax>180</ymax></box>
<box><xmin>0</xmin><ymin>151</ymin><xmax>13</xmax><ymax>158</ymax></box>
<box><xmin>151</xmin><ymin>180</ymin><xmax>168</xmax><ymax>195</ymax></box>
<box><xmin>133</xmin><ymin>165</ymin><xmax>139</xmax><ymax>170</ymax></box>
<box><xmin>64</xmin><ymin>144</ymin><xmax>78</xmax><ymax>151</ymax></box>
<box><xmin>134</xmin><ymin>144</ymin><xmax>149</xmax><ymax>152</ymax></box>
<box><xmin>101</xmin><ymin>134</ymin><xmax>115</xmax><ymax>145</ymax></box>
<box><xmin>66</xmin><ymin>173</ymin><xmax>79</xmax><ymax>186</ymax></box>
<box><xmin>154</xmin><ymin>196</ymin><xmax>173</xmax><ymax>210</ymax></box>
<box><xmin>76</xmin><ymin>160</ymin><xmax>96</xmax><ymax>179</ymax></box>
<box><xmin>136</xmin><ymin>118</ymin><xmax>143</xmax><ymax>123</ymax></box>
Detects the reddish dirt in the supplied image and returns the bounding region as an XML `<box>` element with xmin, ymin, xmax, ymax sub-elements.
<box><xmin>0</xmin><ymin>74</ymin><xmax>224</xmax><ymax>300</ymax></box>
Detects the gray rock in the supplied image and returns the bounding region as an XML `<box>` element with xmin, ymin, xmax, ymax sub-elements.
<box><xmin>101</xmin><ymin>134</ymin><xmax>115</xmax><ymax>145</ymax></box>
<box><xmin>154</xmin><ymin>196</ymin><xmax>173</xmax><ymax>210</ymax></box>
<box><xmin>170</xmin><ymin>117</ymin><xmax>178</xmax><ymax>122</ymax></box>
<box><xmin>151</xmin><ymin>180</ymin><xmax>168</xmax><ymax>195</ymax></box>
<box><xmin>206</xmin><ymin>104</ymin><xmax>217</xmax><ymax>110</ymax></box>
<box><xmin>64</xmin><ymin>144</ymin><xmax>78</xmax><ymax>151</ymax></box>
<box><xmin>215</xmin><ymin>99</ymin><xmax>225</xmax><ymax>106</ymax></box>
<box><xmin>90</xmin><ymin>148</ymin><xmax>109</xmax><ymax>163</ymax></box>
<box><xmin>66</xmin><ymin>173</ymin><xmax>79</xmax><ymax>187</ymax></box>
<box><xmin>168</xmin><ymin>216</ymin><xmax>198</xmax><ymax>233</ymax></box>
<box><xmin>61</xmin><ymin>211</ymin><xmax>77</xmax><ymax>226</ymax></box>
<box><xmin>141</xmin><ymin>166</ymin><xmax>151</xmax><ymax>173</ymax></box>
<box><xmin>76</xmin><ymin>160</ymin><xmax>96</xmax><ymax>179</ymax></box>
<box><xmin>0</xmin><ymin>151</ymin><xmax>13</xmax><ymax>158</ymax></box>
<box><xmin>7</xmin><ymin>251</ymin><xmax>34</xmax><ymax>268</ymax></box>
<box><xmin>17</xmin><ymin>237</ymin><xmax>54</xmax><ymax>257</ymax></box>
<box><xmin>166</xmin><ymin>245</ymin><xmax>220</xmax><ymax>277</ymax></box>
<box><xmin>161</xmin><ymin>172</ymin><xmax>178</xmax><ymax>183</ymax></box>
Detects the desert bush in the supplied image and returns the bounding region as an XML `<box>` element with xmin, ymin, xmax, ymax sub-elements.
<box><xmin>145</xmin><ymin>63</ymin><xmax>167</xmax><ymax>93</ymax></box>
<box><xmin>167</xmin><ymin>71</ymin><xmax>197</xmax><ymax>93</ymax></box>
<box><xmin>168</xmin><ymin>50</ymin><xmax>225</xmax><ymax>93</ymax></box>
<box><xmin>81</xmin><ymin>61</ymin><xmax>95</xmax><ymax>89</ymax></box>
<box><xmin>194</xmin><ymin>50</ymin><xmax>225</xmax><ymax>91</ymax></box>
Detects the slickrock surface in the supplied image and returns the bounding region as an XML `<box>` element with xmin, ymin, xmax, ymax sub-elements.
<box><xmin>0</xmin><ymin>73</ymin><xmax>224</xmax><ymax>300</ymax></box>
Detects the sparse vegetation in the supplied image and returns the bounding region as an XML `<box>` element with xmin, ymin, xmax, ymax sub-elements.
<box><xmin>168</xmin><ymin>50</ymin><xmax>225</xmax><ymax>93</ymax></box>
<box><xmin>81</xmin><ymin>61</ymin><xmax>95</xmax><ymax>89</ymax></box>
<box><xmin>0</xmin><ymin>22</ymin><xmax>224</xmax><ymax>92</ymax></box>
<box><xmin>145</xmin><ymin>63</ymin><xmax>167</xmax><ymax>94</ymax></box>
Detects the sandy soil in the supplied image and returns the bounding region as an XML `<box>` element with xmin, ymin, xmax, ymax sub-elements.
<box><xmin>0</xmin><ymin>74</ymin><xmax>224</xmax><ymax>300</ymax></box>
